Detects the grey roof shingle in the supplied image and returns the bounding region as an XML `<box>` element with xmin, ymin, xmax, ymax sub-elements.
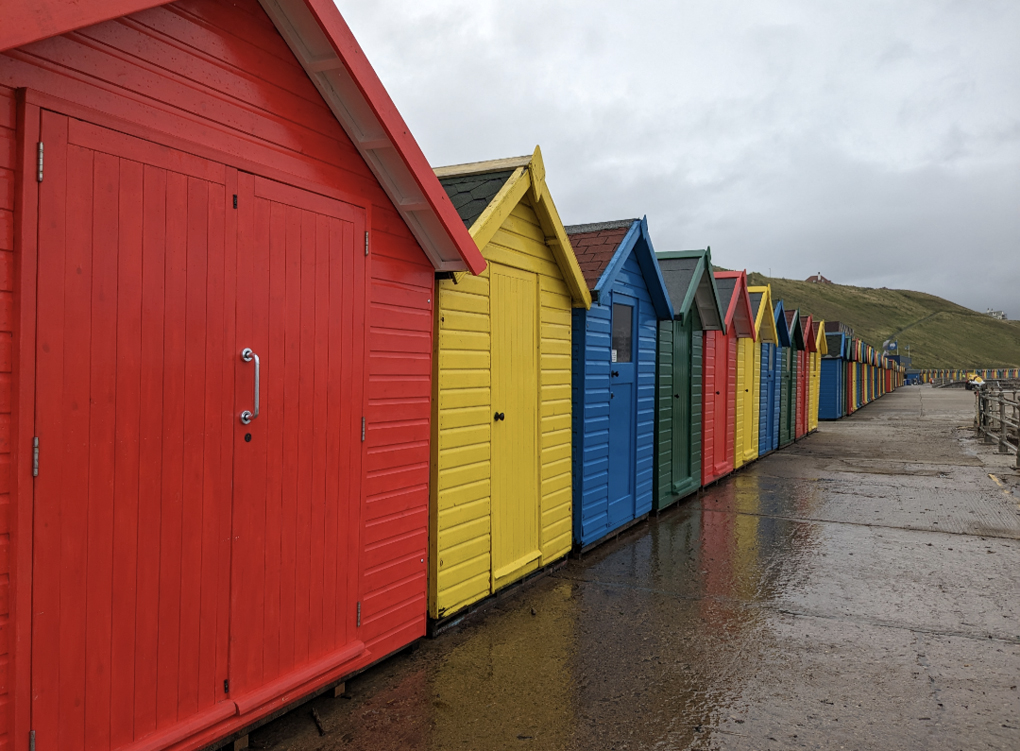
<box><xmin>437</xmin><ymin>170</ymin><xmax>515</xmax><ymax>229</ymax></box>
<box><xmin>716</xmin><ymin>277</ymin><xmax>737</xmax><ymax>313</ymax></box>
<box><xmin>658</xmin><ymin>257</ymin><xmax>699</xmax><ymax>311</ymax></box>
<box><xmin>749</xmin><ymin>291</ymin><xmax>764</xmax><ymax>320</ymax></box>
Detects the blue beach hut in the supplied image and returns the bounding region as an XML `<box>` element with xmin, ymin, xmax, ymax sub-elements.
<box><xmin>749</xmin><ymin>286</ymin><xmax>780</xmax><ymax>456</ymax></box>
<box><xmin>568</xmin><ymin>218</ymin><xmax>673</xmax><ymax>549</ymax></box>
<box><xmin>820</xmin><ymin>323</ymin><xmax>848</xmax><ymax>419</ymax></box>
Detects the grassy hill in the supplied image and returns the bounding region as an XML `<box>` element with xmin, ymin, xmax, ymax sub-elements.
<box><xmin>745</xmin><ymin>273</ymin><xmax>1020</xmax><ymax>370</ymax></box>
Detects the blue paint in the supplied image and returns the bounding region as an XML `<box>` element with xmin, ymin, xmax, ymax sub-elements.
<box><xmin>820</xmin><ymin>330</ymin><xmax>847</xmax><ymax>419</ymax></box>
<box><xmin>758</xmin><ymin>342</ymin><xmax>780</xmax><ymax>455</ymax></box>
<box><xmin>571</xmin><ymin>219</ymin><xmax>672</xmax><ymax>548</ymax></box>
<box><xmin>767</xmin><ymin>301</ymin><xmax>791</xmax><ymax>452</ymax></box>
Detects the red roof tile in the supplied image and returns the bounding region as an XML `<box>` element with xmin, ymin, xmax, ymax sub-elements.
<box><xmin>567</xmin><ymin>227</ymin><xmax>630</xmax><ymax>290</ymax></box>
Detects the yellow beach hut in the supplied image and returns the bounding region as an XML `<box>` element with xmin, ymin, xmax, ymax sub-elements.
<box><xmin>430</xmin><ymin>148</ymin><xmax>591</xmax><ymax>622</ymax></box>
<box><xmin>809</xmin><ymin>319</ymin><xmax>827</xmax><ymax>432</ymax></box>
<box><xmin>740</xmin><ymin>285</ymin><xmax>779</xmax><ymax>468</ymax></box>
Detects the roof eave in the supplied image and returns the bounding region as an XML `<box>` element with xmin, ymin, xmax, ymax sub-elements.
<box><xmin>266</xmin><ymin>0</ymin><xmax>485</xmax><ymax>274</ymax></box>
<box><xmin>0</xmin><ymin>0</ymin><xmax>487</xmax><ymax>274</ymax></box>
<box><xmin>595</xmin><ymin>218</ymin><xmax>674</xmax><ymax>319</ymax></box>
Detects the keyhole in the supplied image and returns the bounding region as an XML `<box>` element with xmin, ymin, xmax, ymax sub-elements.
<box><xmin>244</xmin><ymin>433</ymin><xmax>252</xmax><ymax>442</ymax></box>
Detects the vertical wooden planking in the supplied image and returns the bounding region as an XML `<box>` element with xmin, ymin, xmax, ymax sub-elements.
<box><xmin>198</xmin><ymin>176</ymin><xmax>226</xmax><ymax>710</ymax></box>
<box><xmin>262</xmin><ymin>196</ymin><xmax>285</xmax><ymax>682</ymax></box>
<box><xmin>338</xmin><ymin>216</ymin><xmax>357</xmax><ymax>640</ymax></box>
<box><xmin>109</xmin><ymin>156</ymin><xmax>143</xmax><ymax>749</ymax></box>
<box><xmin>325</xmin><ymin>215</ymin><xmax>346</xmax><ymax>647</ymax></box>
<box><xmin>216</xmin><ymin>169</ymin><xmax>237</xmax><ymax>695</ymax></box>
<box><xmin>279</xmin><ymin>204</ymin><xmax>301</xmax><ymax>674</ymax></box>
<box><xmin>156</xmin><ymin>170</ymin><xmax>188</xmax><ymax>729</ymax></box>
<box><xmin>294</xmin><ymin>208</ymin><xmax>315</xmax><ymax>666</ymax></box>
<box><xmin>58</xmin><ymin>141</ymin><xmax>94</xmax><ymax>751</ymax></box>
<box><xmin>134</xmin><ymin>163</ymin><xmax>166</xmax><ymax>737</ymax></box>
<box><xmin>32</xmin><ymin>110</ymin><xmax>69</xmax><ymax>749</ymax></box>
<box><xmin>308</xmin><ymin>213</ymin><xmax>330</xmax><ymax>655</ymax></box>
<box><xmin>177</xmin><ymin>176</ymin><xmax>210</xmax><ymax>720</ymax></box>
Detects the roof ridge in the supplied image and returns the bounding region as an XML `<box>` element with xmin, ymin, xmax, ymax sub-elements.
<box><xmin>564</xmin><ymin>219</ymin><xmax>639</xmax><ymax>234</ymax></box>
<box><xmin>434</xmin><ymin>155</ymin><xmax>532</xmax><ymax>178</ymax></box>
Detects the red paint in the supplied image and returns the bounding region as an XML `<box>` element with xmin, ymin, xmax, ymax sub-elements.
<box><xmin>796</xmin><ymin>316</ymin><xmax>813</xmax><ymax>438</ymax></box>
<box><xmin>701</xmin><ymin>270</ymin><xmax>754</xmax><ymax>486</ymax></box>
<box><xmin>1</xmin><ymin>1</ymin><xmax>459</xmax><ymax>747</ymax></box>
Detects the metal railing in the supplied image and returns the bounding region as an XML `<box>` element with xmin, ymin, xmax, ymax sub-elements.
<box><xmin>975</xmin><ymin>389</ymin><xmax>1020</xmax><ymax>468</ymax></box>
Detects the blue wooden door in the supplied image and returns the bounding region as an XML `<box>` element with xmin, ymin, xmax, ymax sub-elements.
<box><xmin>608</xmin><ymin>295</ymin><xmax>637</xmax><ymax>529</ymax></box>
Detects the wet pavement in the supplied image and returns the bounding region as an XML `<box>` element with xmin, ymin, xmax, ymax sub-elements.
<box><xmin>247</xmin><ymin>386</ymin><xmax>1020</xmax><ymax>750</ymax></box>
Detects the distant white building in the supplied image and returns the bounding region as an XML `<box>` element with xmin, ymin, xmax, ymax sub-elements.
<box><xmin>986</xmin><ymin>308</ymin><xmax>1008</xmax><ymax>320</ymax></box>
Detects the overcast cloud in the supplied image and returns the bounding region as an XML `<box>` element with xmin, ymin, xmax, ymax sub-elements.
<box><xmin>339</xmin><ymin>0</ymin><xmax>1020</xmax><ymax>317</ymax></box>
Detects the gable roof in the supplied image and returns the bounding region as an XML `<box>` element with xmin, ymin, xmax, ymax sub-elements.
<box><xmin>2</xmin><ymin>0</ymin><xmax>486</xmax><ymax>275</ymax></box>
<box><xmin>785</xmin><ymin>310</ymin><xmax>806</xmax><ymax>350</ymax></box>
<box><xmin>714</xmin><ymin>270</ymin><xmax>756</xmax><ymax>340</ymax></box>
<box><xmin>434</xmin><ymin>147</ymin><xmax>591</xmax><ymax>308</ymax></box>
<box><xmin>564</xmin><ymin>218</ymin><xmax>673</xmax><ymax>318</ymax></box>
<box><xmin>655</xmin><ymin>249</ymin><xmax>725</xmax><ymax>330</ymax></box>
<box><xmin>747</xmin><ymin>285</ymin><xmax>779</xmax><ymax>345</ymax></box>
<box><xmin>564</xmin><ymin>220</ymin><xmax>635</xmax><ymax>289</ymax></box>
<box><xmin>815</xmin><ymin>320</ymin><xmax>829</xmax><ymax>355</ymax></box>
<box><xmin>773</xmin><ymin>300</ymin><xmax>792</xmax><ymax>347</ymax></box>
<box><xmin>801</xmin><ymin>315</ymin><xmax>817</xmax><ymax>353</ymax></box>
<box><xmin>824</xmin><ymin>331</ymin><xmax>845</xmax><ymax>358</ymax></box>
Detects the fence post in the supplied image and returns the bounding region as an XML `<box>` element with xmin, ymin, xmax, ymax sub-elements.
<box><xmin>983</xmin><ymin>393</ymin><xmax>993</xmax><ymax>443</ymax></box>
<box><xmin>999</xmin><ymin>396</ymin><xmax>1007</xmax><ymax>453</ymax></box>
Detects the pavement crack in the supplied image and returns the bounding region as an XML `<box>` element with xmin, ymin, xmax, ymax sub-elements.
<box><xmin>700</xmin><ymin>506</ymin><xmax>1020</xmax><ymax>541</ymax></box>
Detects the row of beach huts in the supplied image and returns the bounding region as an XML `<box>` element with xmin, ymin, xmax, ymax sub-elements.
<box><xmin>0</xmin><ymin>2</ymin><xmax>901</xmax><ymax>750</ymax></box>
<box><xmin>916</xmin><ymin>368</ymin><xmax>1020</xmax><ymax>384</ymax></box>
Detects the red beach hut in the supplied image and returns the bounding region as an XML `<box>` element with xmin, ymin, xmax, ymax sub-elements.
<box><xmin>702</xmin><ymin>271</ymin><xmax>755</xmax><ymax>486</ymax></box>
<box><xmin>0</xmin><ymin>2</ymin><xmax>485</xmax><ymax>750</ymax></box>
<box><xmin>797</xmin><ymin>315</ymin><xmax>814</xmax><ymax>438</ymax></box>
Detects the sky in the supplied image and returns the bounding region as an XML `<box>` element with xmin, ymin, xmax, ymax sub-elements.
<box><xmin>339</xmin><ymin>0</ymin><xmax>1020</xmax><ymax>318</ymax></box>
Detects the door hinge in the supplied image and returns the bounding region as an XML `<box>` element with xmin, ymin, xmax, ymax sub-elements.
<box><xmin>32</xmin><ymin>437</ymin><xmax>39</xmax><ymax>477</ymax></box>
<box><xmin>37</xmin><ymin>142</ymin><xmax>43</xmax><ymax>182</ymax></box>
<box><xmin>356</xmin><ymin>601</ymin><xmax>361</xmax><ymax>627</ymax></box>
<box><xmin>29</xmin><ymin>730</ymin><xmax>36</xmax><ymax>751</ymax></box>
<box><xmin>232</xmin><ymin>194</ymin><xmax>237</xmax><ymax>209</ymax></box>
<box><xmin>364</xmin><ymin>231</ymin><xmax>370</xmax><ymax>256</ymax></box>
<box><xmin>361</xmin><ymin>416</ymin><xmax>366</xmax><ymax>442</ymax></box>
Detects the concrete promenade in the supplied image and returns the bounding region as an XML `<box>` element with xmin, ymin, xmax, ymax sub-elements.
<box><xmin>246</xmin><ymin>386</ymin><xmax>1020</xmax><ymax>751</ymax></box>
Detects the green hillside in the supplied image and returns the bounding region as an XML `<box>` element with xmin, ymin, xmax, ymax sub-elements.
<box><xmin>745</xmin><ymin>273</ymin><xmax>1020</xmax><ymax>370</ymax></box>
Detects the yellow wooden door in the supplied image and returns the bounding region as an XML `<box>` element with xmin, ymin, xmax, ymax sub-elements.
<box><xmin>490</xmin><ymin>264</ymin><xmax>541</xmax><ymax>586</ymax></box>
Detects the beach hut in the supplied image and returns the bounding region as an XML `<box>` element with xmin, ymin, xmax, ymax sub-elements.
<box><xmin>0</xmin><ymin>2</ymin><xmax>488</xmax><ymax>748</ymax></box>
<box><xmin>653</xmin><ymin>250</ymin><xmax>726</xmax><ymax>510</ymax></box>
<box><xmin>741</xmin><ymin>285</ymin><xmax>778</xmax><ymax>466</ymax></box>
<box><xmin>702</xmin><ymin>271</ymin><xmax>755</xmax><ymax>486</ymax></box>
<box><xmin>796</xmin><ymin>315</ymin><xmax>814</xmax><ymax>438</ymax></box>
<box><xmin>763</xmin><ymin>297</ymin><xmax>790</xmax><ymax>453</ymax></box>
<box><xmin>809</xmin><ymin>319</ymin><xmax>827</xmax><ymax>431</ymax></box>
<box><xmin>567</xmin><ymin>218</ymin><xmax>673</xmax><ymax>548</ymax></box>
<box><xmin>431</xmin><ymin>150</ymin><xmax>590</xmax><ymax>621</ymax></box>
<box><xmin>781</xmin><ymin>310</ymin><xmax>805</xmax><ymax>445</ymax></box>
<box><xmin>820</xmin><ymin>327</ymin><xmax>848</xmax><ymax>419</ymax></box>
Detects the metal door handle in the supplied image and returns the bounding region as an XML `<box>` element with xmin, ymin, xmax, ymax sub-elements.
<box><xmin>612</xmin><ymin>370</ymin><xmax>620</xmax><ymax>377</ymax></box>
<box><xmin>494</xmin><ymin>412</ymin><xmax>505</xmax><ymax>421</ymax></box>
<box><xmin>240</xmin><ymin>347</ymin><xmax>260</xmax><ymax>424</ymax></box>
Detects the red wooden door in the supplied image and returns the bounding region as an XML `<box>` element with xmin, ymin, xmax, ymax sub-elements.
<box><xmin>32</xmin><ymin>111</ymin><xmax>236</xmax><ymax>750</ymax></box>
<box><xmin>712</xmin><ymin>331</ymin><xmax>729</xmax><ymax>477</ymax></box>
<box><xmin>227</xmin><ymin>173</ymin><xmax>367</xmax><ymax>712</ymax></box>
<box><xmin>31</xmin><ymin>112</ymin><xmax>368</xmax><ymax>749</ymax></box>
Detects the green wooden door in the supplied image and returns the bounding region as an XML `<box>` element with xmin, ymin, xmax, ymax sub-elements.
<box><xmin>779</xmin><ymin>348</ymin><xmax>791</xmax><ymax>445</ymax></box>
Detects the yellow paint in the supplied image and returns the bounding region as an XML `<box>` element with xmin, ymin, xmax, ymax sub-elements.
<box><xmin>735</xmin><ymin>336</ymin><xmax>757</xmax><ymax>468</ymax></box>
<box><xmin>429</xmin><ymin>149</ymin><xmax>589</xmax><ymax>619</ymax></box>
<box><xmin>742</xmin><ymin>285</ymin><xmax>776</xmax><ymax>466</ymax></box>
<box><xmin>809</xmin><ymin>319</ymin><xmax>825</xmax><ymax>431</ymax></box>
